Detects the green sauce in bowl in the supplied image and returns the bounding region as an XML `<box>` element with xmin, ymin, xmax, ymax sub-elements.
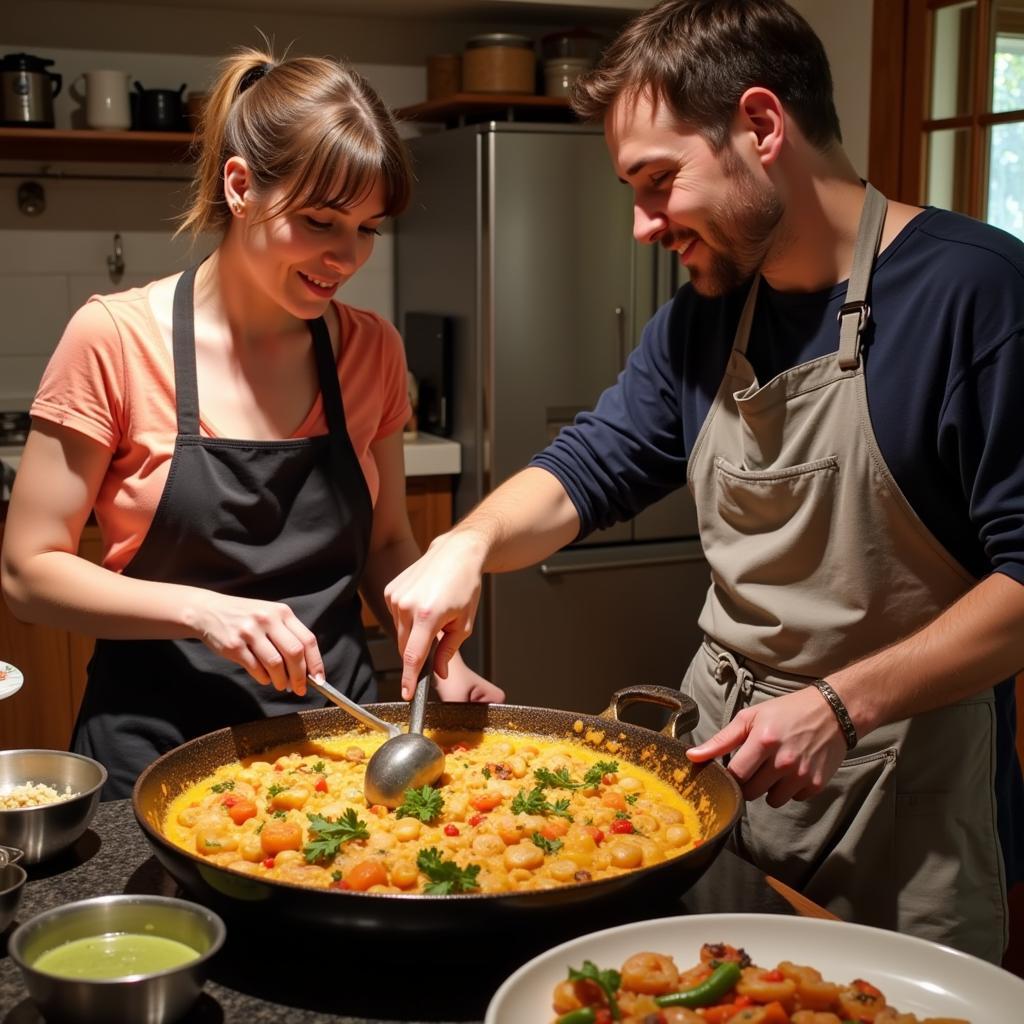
<box><xmin>34</xmin><ymin>932</ymin><xmax>199</xmax><ymax>979</ymax></box>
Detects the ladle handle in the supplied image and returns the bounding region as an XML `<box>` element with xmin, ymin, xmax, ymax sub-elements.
<box><xmin>306</xmin><ymin>674</ymin><xmax>399</xmax><ymax>738</ymax></box>
<box><xmin>408</xmin><ymin>641</ymin><xmax>437</xmax><ymax>735</ymax></box>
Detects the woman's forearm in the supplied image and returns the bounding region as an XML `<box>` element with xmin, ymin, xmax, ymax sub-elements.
<box><xmin>2</xmin><ymin>549</ymin><xmax>206</xmax><ymax>640</ymax></box>
<box><xmin>359</xmin><ymin>535</ymin><xmax>421</xmax><ymax>638</ymax></box>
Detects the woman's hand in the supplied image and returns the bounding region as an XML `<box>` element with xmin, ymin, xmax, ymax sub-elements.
<box><xmin>433</xmin><ymin>653</ymin><xmax>505</xmax><ymax>704</ymax></box>
<box><xmin>384</xmin><ymin>529</ymin><xmax>489</xmax><ymax>698</ymax></box>
<box><xmin>183</xmin><ymin>591</ymin><xmax>323</xmax><ymax>695</ymax></box>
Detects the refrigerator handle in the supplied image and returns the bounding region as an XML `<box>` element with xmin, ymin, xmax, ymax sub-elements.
<box><xmin>539</xmin><ymin>550</ymin><xmax>706</xmax><ymax>576</ymax></box>
<box><xmin>615</xmin><ymin>305</ymin><xmax>627</xmax><ymax>369</ymax></box>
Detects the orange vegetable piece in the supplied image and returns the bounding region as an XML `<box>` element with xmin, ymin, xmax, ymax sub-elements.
<box><xmin>223</xmin><ymin>796</ymin><xmax>257</xmax><ymax>826</ymax></box>
<box><xmin>470</xmin><ymin>791</ymin><xmax>503</xmax><ymax>812</ymax></box>
<box><xmin>259</xmin><ymin>820</ymin><xmax>302</xmax><ymax>855</ymax></box>
<box><xmin>345</xmin><ymin>859</ymin><xmax>389</xmax><ymax>891</ymax></box>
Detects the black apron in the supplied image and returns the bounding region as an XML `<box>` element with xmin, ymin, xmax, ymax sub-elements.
<box><xmin>73</xmin><ymin>266</ymin><xmax>376</xmax><ymax>799</ymax></box>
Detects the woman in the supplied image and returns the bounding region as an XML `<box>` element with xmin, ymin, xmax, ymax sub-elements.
<box><xmin>0</xmin><ymin>49</ymin><xmax>502</xmax><ymax>799</ymax></box>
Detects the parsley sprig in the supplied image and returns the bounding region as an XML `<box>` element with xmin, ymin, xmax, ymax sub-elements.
<box><xmin>531</xmin><ymin>832</ymin><xmax>564</xmax><ymax>855</ymax></box>
<box><xmin>416</xmin><ymin>847</ymin><xmax>481</xmax><ymax>894</ymax></box>
<box><xmin>395</xmin><ymin>785</ymin><xmax>444</xmax><ymax>824</ymax></box>
<box><xmin>533</xmin><ymin>760</ymin><xmax>620</xmax><ymax>791</ymax></box>
<box><xmin>511</xmin><ymin>786</ymin><xmax>574</xmax><ymax>821</ymax></box>
<box><xmin>302</xmin><ymin>809</ymin><xmax>370</xmax><ymax>863</ymax></box>
<box><xmin>568</xmin><ymin>961</ymin><xmax>622</xmax><ymax>1021</ymax></box>
<box><xmin>210</xmin><ymin>779</ymin><xmax>235</xmax><ymax>793</ymax></box>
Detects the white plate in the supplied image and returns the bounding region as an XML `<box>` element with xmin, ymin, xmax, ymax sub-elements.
<box><xmin>0</xmin><ymin>662</ymin><xmax>23</xmax><ymax>701</ymax></box>
<box><xmin>485</xmin><ymin>912</ymin><xmax>1024</xmax><ymax>1022</ymax></box>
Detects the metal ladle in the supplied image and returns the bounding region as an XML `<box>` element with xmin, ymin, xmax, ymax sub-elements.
<box><xmin>306</xmin><ymin>657</ymin><xmax>446</xmax><ymax>808</ymax></box>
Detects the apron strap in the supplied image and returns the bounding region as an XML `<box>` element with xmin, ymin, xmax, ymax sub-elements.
<box><xmin>171</xmin><ymin>265</ymin><xmax>202</xmax><ymax>436</ymax></box>
<box><xmin>837</xmin><ymin>183</ymin><xmax>888</xmax><ymax>371</ymax></box>
<box><xmin>308</xmin><ymin>314</ymin><xmax>348</xmax><ymax>440</ymax></box>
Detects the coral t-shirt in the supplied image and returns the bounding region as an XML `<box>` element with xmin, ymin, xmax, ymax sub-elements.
<box><xmin>31</xmin><ymin>282</ymin><xmax>411</xmax><ymax>573</ymax></box>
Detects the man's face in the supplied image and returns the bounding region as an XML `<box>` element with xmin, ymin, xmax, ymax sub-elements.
<box><xmin>606</xmin><ymin>91</ymin><xmax>783</xmax><ymax>297</ymax></box>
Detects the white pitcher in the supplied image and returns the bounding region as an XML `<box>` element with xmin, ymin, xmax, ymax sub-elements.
<box><xmin>73</xmin><ymin>70</ymin><xmax>132</xmax><ymax>130</ymax></box>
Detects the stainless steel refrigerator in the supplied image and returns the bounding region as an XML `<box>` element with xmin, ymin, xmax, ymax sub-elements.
<box><xmin>395</xmin><ymin>122</ymin><xmax>710</xmax><ymax>713</ymax></box>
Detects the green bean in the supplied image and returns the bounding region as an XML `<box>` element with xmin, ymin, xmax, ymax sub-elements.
<box><xmin>555</xmin><ymin>1009</ymin><xmax>597</xmax><ymax>1024</ymax></box>
<box><xmin>654</xmin><ymin>960</ymin><xmax>742</xmax><ymax>1008</ymax></box>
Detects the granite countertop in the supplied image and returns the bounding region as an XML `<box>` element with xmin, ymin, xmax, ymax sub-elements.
<box><xmin>0</xmin><ymin>800</ymin><xmax>800</xmax><ymax>1023</ymax></box>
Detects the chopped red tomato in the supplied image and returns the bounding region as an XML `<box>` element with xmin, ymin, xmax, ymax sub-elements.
<box><xmin>609</xmin><ymin>819</ymin><xmax>634</xmax><ymax>834</ymax></box>
<box><xmin>443</xmin><ymin>824</ymin><xmax>460</xmax><ymax>837</ymax></box>
<box><xmin>262</xmin><ymin>857</ymin><xmax>275</xmax><ymax>869</ymax></box>
<box><xmin>853</xmin><ymin>979</ymin><xmax>883</xmax><ymax>999</ymax></box>
<box><xmin>468</xmin><ymin>813</ymin><xmax>487</xmax><ymax>827</ymax></box>
<box><xmin>582</xmin><ymin>825</ymin><xmax>605</xmax><ymax>845</ymax></box>
<box><xmin>314</xmin><ymin>777</ymin><xmax>328</xmax><ymax>793</ymax></box>
<box><xmin>762</xmin><ymin>969</ymin><xmax>784</xmax><ymax>982</ymax></box>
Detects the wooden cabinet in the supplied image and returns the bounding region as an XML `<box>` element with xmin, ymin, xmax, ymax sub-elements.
<box><xmin>0</xmin><ymin>524</ymin><xmax>103</xmax><ymax>752</ymax></box>
<box><xmin>0</xmin><ymin>475</ymin><xmax>453</xmax><ymax>751</ymax></box>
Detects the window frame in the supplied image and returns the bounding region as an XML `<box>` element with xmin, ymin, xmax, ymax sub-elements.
<box><xmin>869</xmin><ymin>0</ymin><xmax>1024</xmax><ymax>216</ymax></box>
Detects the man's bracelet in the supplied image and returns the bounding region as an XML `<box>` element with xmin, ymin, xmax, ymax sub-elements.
<box><xmin>814</xmin><ymin>678</ymin><xmax>858</xmax><ymax>751</ymax></box>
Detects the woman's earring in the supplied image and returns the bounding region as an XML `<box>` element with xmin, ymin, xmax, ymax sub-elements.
<box><xmin>232</xmin><ymin>201</ymin><xmax>243</xmax><ymax>215</ymax></box>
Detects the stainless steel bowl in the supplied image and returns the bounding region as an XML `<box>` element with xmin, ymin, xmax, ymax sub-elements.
<box><xmin>9</xmin><ymin>894</ymin><xmax>226</xmax><ymax>1024</ymax></box>
<box><xmin>0</xmin><ymin>749</ymin><xmax>106</xmax><ymax>863</ymax></box>
<box><xmin>0</xmin><ymin>860</ymin><xmax>27</xmax><ymax>931</ymax></box>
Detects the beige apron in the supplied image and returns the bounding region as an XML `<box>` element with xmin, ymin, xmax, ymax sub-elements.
<box><xmin>682</xmin><ymin>185</ymin><xmax>1007</xmax><ymax>962</ymax></box>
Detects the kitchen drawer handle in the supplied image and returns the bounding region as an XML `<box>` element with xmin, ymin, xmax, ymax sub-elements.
<box><xmin>538</xmin><ymin>551</ymin><xmax>705</xmax><ymax>576</ymax></box>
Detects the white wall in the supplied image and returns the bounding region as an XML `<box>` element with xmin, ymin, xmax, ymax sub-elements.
<box><xmin>791</xmin><ymin>0</ymin><xmax>874</xmax><ymax>177</ymax></box>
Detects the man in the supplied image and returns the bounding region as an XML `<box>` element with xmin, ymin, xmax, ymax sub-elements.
<box><xmin>385</xmin><ymin>0</ymin><xmax>1024</xmax><ymax>962</ymax></box>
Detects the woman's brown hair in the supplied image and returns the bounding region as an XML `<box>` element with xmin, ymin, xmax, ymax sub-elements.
<box><xmin>179</xmin><ymin>47</ymin><xmax>412</xmax><ymax>237</ymax></box>
<box><xmin>572</xmin><ymin>0</ymin><xmax>841</xmax><ymax>153</ymax></box>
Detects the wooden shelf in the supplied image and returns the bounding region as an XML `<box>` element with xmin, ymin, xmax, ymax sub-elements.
<box><xmin>396</xmin><ymin>93</ymin><xmax>575</xmax><ymax>125</ymax></box>
<box><xmin>0</xmin><ymin>127</ymin><xmax>195</xmax><ymax>163</ymax></box>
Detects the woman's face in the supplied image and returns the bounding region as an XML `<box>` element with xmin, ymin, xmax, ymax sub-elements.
<box><xmin>237</xmin><ymin>175</ymin><xmax>388</xmax><ymax>320</ymax></box>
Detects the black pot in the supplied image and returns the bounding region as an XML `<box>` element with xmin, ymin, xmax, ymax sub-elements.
<box><xmin>132</xmin><ymin>81</ymin><xmax>186</xmax><ymax>131</ymax></box>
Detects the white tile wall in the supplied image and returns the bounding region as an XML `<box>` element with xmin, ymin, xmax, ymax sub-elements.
<box><xmin>0</xmin><ymin>43</ymin><xmax>415</xmax><ymax>411</ymax></box>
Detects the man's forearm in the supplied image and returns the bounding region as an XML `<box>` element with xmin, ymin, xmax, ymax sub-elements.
<box><xmin>448</xmin><ymin>466</ymin><xmax>580</xmax><ymax>574</ymax></box>
<box><xmin>832</xmin><ymin>571</ymin><xmax>1024</xmax><ymax>737</ymax></box>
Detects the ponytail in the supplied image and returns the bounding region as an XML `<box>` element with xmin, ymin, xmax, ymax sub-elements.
<box><xmin>178</xmin><ymin>46</ymin><xmax>411</xmax><ymax>238</ymax></box>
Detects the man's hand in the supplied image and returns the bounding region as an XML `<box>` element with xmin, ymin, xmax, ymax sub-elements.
<box><xmin>686</xmin><ymin>686</ymin><xmax>848</xmax><ymax>807</ymax></box>
<box><xmin>384</xmin><ymin>530</ymin><xmax>488</xmax><ymax>698</ymax></box>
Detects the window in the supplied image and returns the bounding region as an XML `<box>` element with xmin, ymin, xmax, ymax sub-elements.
<box><xmin>869</xmin><ymin>0</ymin><xmax>1024</xmax><ymax>240</ymax></box>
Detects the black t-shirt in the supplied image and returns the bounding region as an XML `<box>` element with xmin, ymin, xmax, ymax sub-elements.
<box><xmin>532</xmin><ymin>206</ymin><xmax>1024</xmax><ymax>883</ymax></box>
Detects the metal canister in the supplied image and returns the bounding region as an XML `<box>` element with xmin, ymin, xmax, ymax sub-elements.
<box><xmin>462</xmin><ymin>33</ymin><xmax>535</xmax><ymax>95</ymax></box>
<box><xmin>0</xmin><ymin>53</ymin><xmax>62</xmax><ymax>128</ymax></box>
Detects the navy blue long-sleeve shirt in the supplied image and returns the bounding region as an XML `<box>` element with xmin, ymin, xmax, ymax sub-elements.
<box><xmin>531</xmin><ymin>206</ymin><xmax>1024</xmax><ymax>883</ymax></box>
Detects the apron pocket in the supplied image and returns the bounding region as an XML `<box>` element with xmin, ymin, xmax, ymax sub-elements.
<box><xmin>713</xmin><ymin>454</ymin><xmax>839</xmax><ymax>537</ymax></box>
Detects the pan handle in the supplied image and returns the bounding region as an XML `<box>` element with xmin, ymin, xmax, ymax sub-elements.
<box><xmin>601</xmin><ymin>685</ymin><xmax>699</xmax><ymax>740</ymax></box>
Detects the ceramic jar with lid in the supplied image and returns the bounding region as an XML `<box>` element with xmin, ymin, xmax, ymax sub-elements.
<box><xmin>543</xmin><ymin>57</ymin><xmax>592</xmax><ymax>98</ymax></box>
<box><xmin>462</xmin><ymin>33</ymin><xmax>535</xmax><ymax>94</ymax></box>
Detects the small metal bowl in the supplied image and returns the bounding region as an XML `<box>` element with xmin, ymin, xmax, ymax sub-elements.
<box><xmin>9</xmin><ymin>894</ymin><xmax>226</xmax><ymax>1024</ymax></box>
<box><xmin>0</xmin><ymin>842</ymin><xmax>25</xmax><ymax>865</ymax></box>
<box><xmin>0</xmin><ymin>750</ymin><xmax>107</xmax><ymax>863</ymax></box>
<box><xmin>0</xmin><ymin>860</ymin><xmax>28</xmax><ymax>932</ymax></box>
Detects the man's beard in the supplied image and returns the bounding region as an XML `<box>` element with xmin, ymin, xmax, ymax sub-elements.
<box><xmin>669</xmin><ymin>150</ymin><xmax>783</xmax><ymax>298</ymax></box>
